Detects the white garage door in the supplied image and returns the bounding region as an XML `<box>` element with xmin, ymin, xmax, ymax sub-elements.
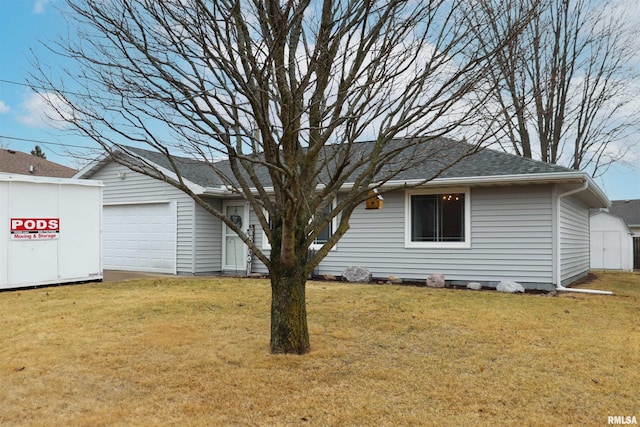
<box><xmin>103</xmin><ymin>202</ymin><xmax>177</xmax><ymax>273</ymax></box>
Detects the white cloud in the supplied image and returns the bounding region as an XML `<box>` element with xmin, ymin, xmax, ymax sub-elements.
<box><xmin>18</xmin><ymin>92</ymin><xmax>73</xmax><ymax>129</ymax></box>
<box><xmin>0</xmin><ymin>100</ymin><xmax>9</xmax><ymax>113</ymax></box>
<box><xmin>33</xmin><ymin>0</ymin><xmax>52</xmax><ymax>14</ymax></box>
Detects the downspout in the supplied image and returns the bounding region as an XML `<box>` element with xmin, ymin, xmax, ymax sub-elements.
<box><xmin>555</xmin><ymin>180</ymin><xmax>613</xmax><ymax>295</ymax></box>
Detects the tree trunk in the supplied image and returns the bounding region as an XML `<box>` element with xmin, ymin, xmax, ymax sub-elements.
<box><xmin>269</xmin><ymin>262</ymin><xmax>310</xmax><ymax>354</ymax></box>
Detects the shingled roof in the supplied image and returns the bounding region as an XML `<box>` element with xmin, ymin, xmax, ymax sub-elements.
<box><xmin>384</xmin><ymin>138</ymin><xmax>574</xmax><ymax>180</ymax></box>
<box><xmin>609</xmin><ymin>199</ymin><xmax>640</xmax><ymax>227</ymax></box>
<box><xmin>121</xmin><ymin>146</ymin><xmax>227</xmax><ymax>187</ymax></box>
<box><xmin>76</xmin><ymin>137</ymin><xmax>607</xmax><ymax>207</ymax></box>
<box><xmin>0</xmin><ymin>149</ymin><xmax>77</xmax><ymax>178</ymax></box>
<box><xmin>121</xmin><ymin>137</ymin><xmax>575</xmax><ymax>188</ymax></box>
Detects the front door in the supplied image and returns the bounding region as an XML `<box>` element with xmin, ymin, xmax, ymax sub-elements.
<box><xmin>222</xmin><ymin>202</ymin><xmax>248</xmax><ymax>271</ymax></box>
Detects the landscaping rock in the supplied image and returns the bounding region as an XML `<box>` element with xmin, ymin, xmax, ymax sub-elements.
<box><xmin>388</xmin><ymin>275</ymin><xmax>403</xmax><ymax>284</ymax></box>
<box><xmin>426</xmin><ymin>274</ymin><xmax>445</xmax><ymax>288</ymax></box>
<box><xmin>342</xmin><ymin>266</ymin><xmax>372</xmax><ymax>283</ymax></box>
<box><xmin>467</xmin><ymin>282</ymin><xmax>482</xmax><ymax>290</ymax></box>
<box><xmin>496</xmin><ymin>280</ymin><xmax>525</xmax><ymax>293</ymax></box>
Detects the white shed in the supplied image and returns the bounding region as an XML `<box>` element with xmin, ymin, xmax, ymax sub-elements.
<box><xmin>0</xmin><ymin>174</ymin><xmax>103</xmax><ymax>290</ymax></box>
<box><xmin>590</xmin><ymin>210</ymin><xmax>633</xmax><ymax>271</ymax></box>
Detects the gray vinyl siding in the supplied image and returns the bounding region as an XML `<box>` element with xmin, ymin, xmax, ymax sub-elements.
<box><xmin>193</xmin><ymin>197</ymin><xmax>223</xmax><ymax>274</ymax></box>
<box><xmin>250</xmin><ymin>185</ymin><xmax>556</xmax><ymax>289</ymax></box>
<box><xmin>559</xmin><ymin>195</ymin><xmax>590</xmax><ymax>285</ymax></box>
<box><xmin>85</xmin><ymin>161</ymin><xmax>196</xmax><ymax>274</ymax></box>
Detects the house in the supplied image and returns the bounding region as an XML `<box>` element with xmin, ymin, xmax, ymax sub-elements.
<box><xmin>589</xmin><ymin>210</ymin><xmax>633</xmax><ymax>271</ymax></box>
<box><xmin>608</xmin><ymin>199</ymin><xmax>640</xmax><ymax>270</ymax></box>
<box><xmin>75</xmin><ymin>140</ymin><xmax>610</xmax><ymax>291</ymax></box>
<box><xmin>0</xmin><ymin>148</ymin><xmax>77</xmax><ymax>178</ymax></box>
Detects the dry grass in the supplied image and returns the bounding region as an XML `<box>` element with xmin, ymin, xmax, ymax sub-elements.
<box><xmin>0</xmin><ymin>271</ymin><xmax>638</xmax><ymax>426</ymax></box>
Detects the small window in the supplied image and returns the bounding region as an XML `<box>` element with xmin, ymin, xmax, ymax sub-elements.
<box><xmin>406</xmin><ymin>189</ymin><xmax>470</xmax><ymax>248</ymax></box>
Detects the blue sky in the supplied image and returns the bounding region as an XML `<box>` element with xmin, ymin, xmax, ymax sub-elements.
<box><xmin>0</xmin><ymin>0</ymin><xmax>639</xmax><ymax>200</ymax></box>
<box><xmin>0</xmin><ymin>0</ymin><xmax>102</xmax><ymax>169</ymax></box>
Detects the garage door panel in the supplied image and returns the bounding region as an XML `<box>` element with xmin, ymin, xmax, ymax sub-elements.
<box><xmin>103</xmin><ymin>203</ymin><xmax>176</xmax><ymax>273</ymax></box>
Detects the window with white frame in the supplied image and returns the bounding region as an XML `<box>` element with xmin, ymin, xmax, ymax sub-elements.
<box><xmin>405</xmin><ymin>188</ymin><xmax>470</xmax><ymax>248</ymax></box>
<box><xmin>261</xmin><ymin>199</ymin><xmax>337</xmax><ymax>250</ymax></box>
<box><xmin>312</xmin><ymin>202</ymin><xmax>333</xmax><ymax>246</ymax></box>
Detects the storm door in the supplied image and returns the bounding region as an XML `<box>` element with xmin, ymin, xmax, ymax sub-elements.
<box><xmin>222</xmin><ymin>202</ymin><xmax>248</xmax><ymax>271</ymax></box>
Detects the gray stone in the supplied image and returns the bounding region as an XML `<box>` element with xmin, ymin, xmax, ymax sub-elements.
<box><xmin>426</xmin><ymin>274</ymin><xmax>445</xmax><ymax>288</ymax></box>
<box><xmin>467</xmin><ymin>282</ymin><xmax>482</xmax><ymax>290</ymax></box>
<box><xmin>388</xmin><ymin>275</ymin><xmax>403</xmax><ymax>284</ymax></box>
<box><xmin>342</xmin><ymin>266</ymin><xmax>372</xmax><ymax>283</ymax></box>
<box><xmin>496</xmin><ymin>280</ymin><xmax>525</xmax><ymax>293</ymax></box>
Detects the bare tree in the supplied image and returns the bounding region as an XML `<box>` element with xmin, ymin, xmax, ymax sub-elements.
<box><xmin>473</xmin><ymin>0</ymin><xmax>639</xmax><ymax>176</ymax></box>
<box><xmin>32</xmin><ymin>0</ymin><xmax>529</xmax><ymax>354</ymax></box>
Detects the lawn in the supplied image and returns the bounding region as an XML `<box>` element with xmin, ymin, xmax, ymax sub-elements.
<box><xmin>0</xmin><ymin>271</ymin><xmax>638</xmax><ymax>426</ymax></box>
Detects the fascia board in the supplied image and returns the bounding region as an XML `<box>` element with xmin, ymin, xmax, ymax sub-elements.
<box><xmin>239</xmin><ymin>172</ymin><xmax>586</xmax><ymax>192</ymax></box>
<box><xmin>582</xmin><ymin>174</ymin><xmax>611</xmax><ymax>208</ymax></box>
<box><xmin>343</xmin><ymin>172</ymin><xmax>610</xmax><ymax>206</ymax></box>
<box><xmin>73</xmin><ymin>153</ymin><xmax>110</xmax><ymax>179</ymax></box>
<box><xmin>388</xmin><ymin>172</ymin><xmax>588</xmax><ymax>187</ymax></box>
<box><xmin>0</xmin><ymin>173</ymin><xmax>103</xmax><ymax>187</ymax></box>
<box><xmin>201</xmin><ymin>171</ymin><xmax>611</xmax><ymax>208</ymax></box>
<box><xmin>440</xmin><ymin>173</ymin><xmax>608</xmax><ymax>208</ymax></box>
<box><xmin>202</xmin><ymin>186</ymin><xmax>231</xmax><ymax>196</ymax></box>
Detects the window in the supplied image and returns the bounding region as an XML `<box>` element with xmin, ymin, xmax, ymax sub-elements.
<box><xmin>261</xmin><ymin>199</ymin><xmax>337</xmax><ymax>250</ymax></box>
<box><xmin>313</xmin><ymin>203</ymin><xmax>333</xmax><ymax>246</ymax></box>
<box><xmin>406</xmin><ymin>188</ymin><xmax>470</xmax><ymax>248</ymax></box>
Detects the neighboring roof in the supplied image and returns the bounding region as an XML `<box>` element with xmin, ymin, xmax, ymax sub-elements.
<box><xmin>0</xmin><ymin>149</ymin><xmax>77</xmax><ymax>178</ymax></box>
<box><xmin>77</xmin><ymin>137</ymin><xmax>608</xmax><ymax>207</ymax></box>
<box><xmin>609</xmin><ymin>199</ymin><xmax>640</xmax><ymax>226</ymax></box>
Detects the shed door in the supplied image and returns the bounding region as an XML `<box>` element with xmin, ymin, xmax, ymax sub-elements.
<box><xmin>602</xmin><ymin>232</ymin><xmax>622</xmax><ymax>270</ymax></box>
<box><xmin>591</xmin><ymin>231</ymin><xmax>622</xmax><ymax>270</ymax></box>
<box><xmin>103</xmin><ymin>202</ymin><xmax>177</xmax><ymax>273</ymax></box>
